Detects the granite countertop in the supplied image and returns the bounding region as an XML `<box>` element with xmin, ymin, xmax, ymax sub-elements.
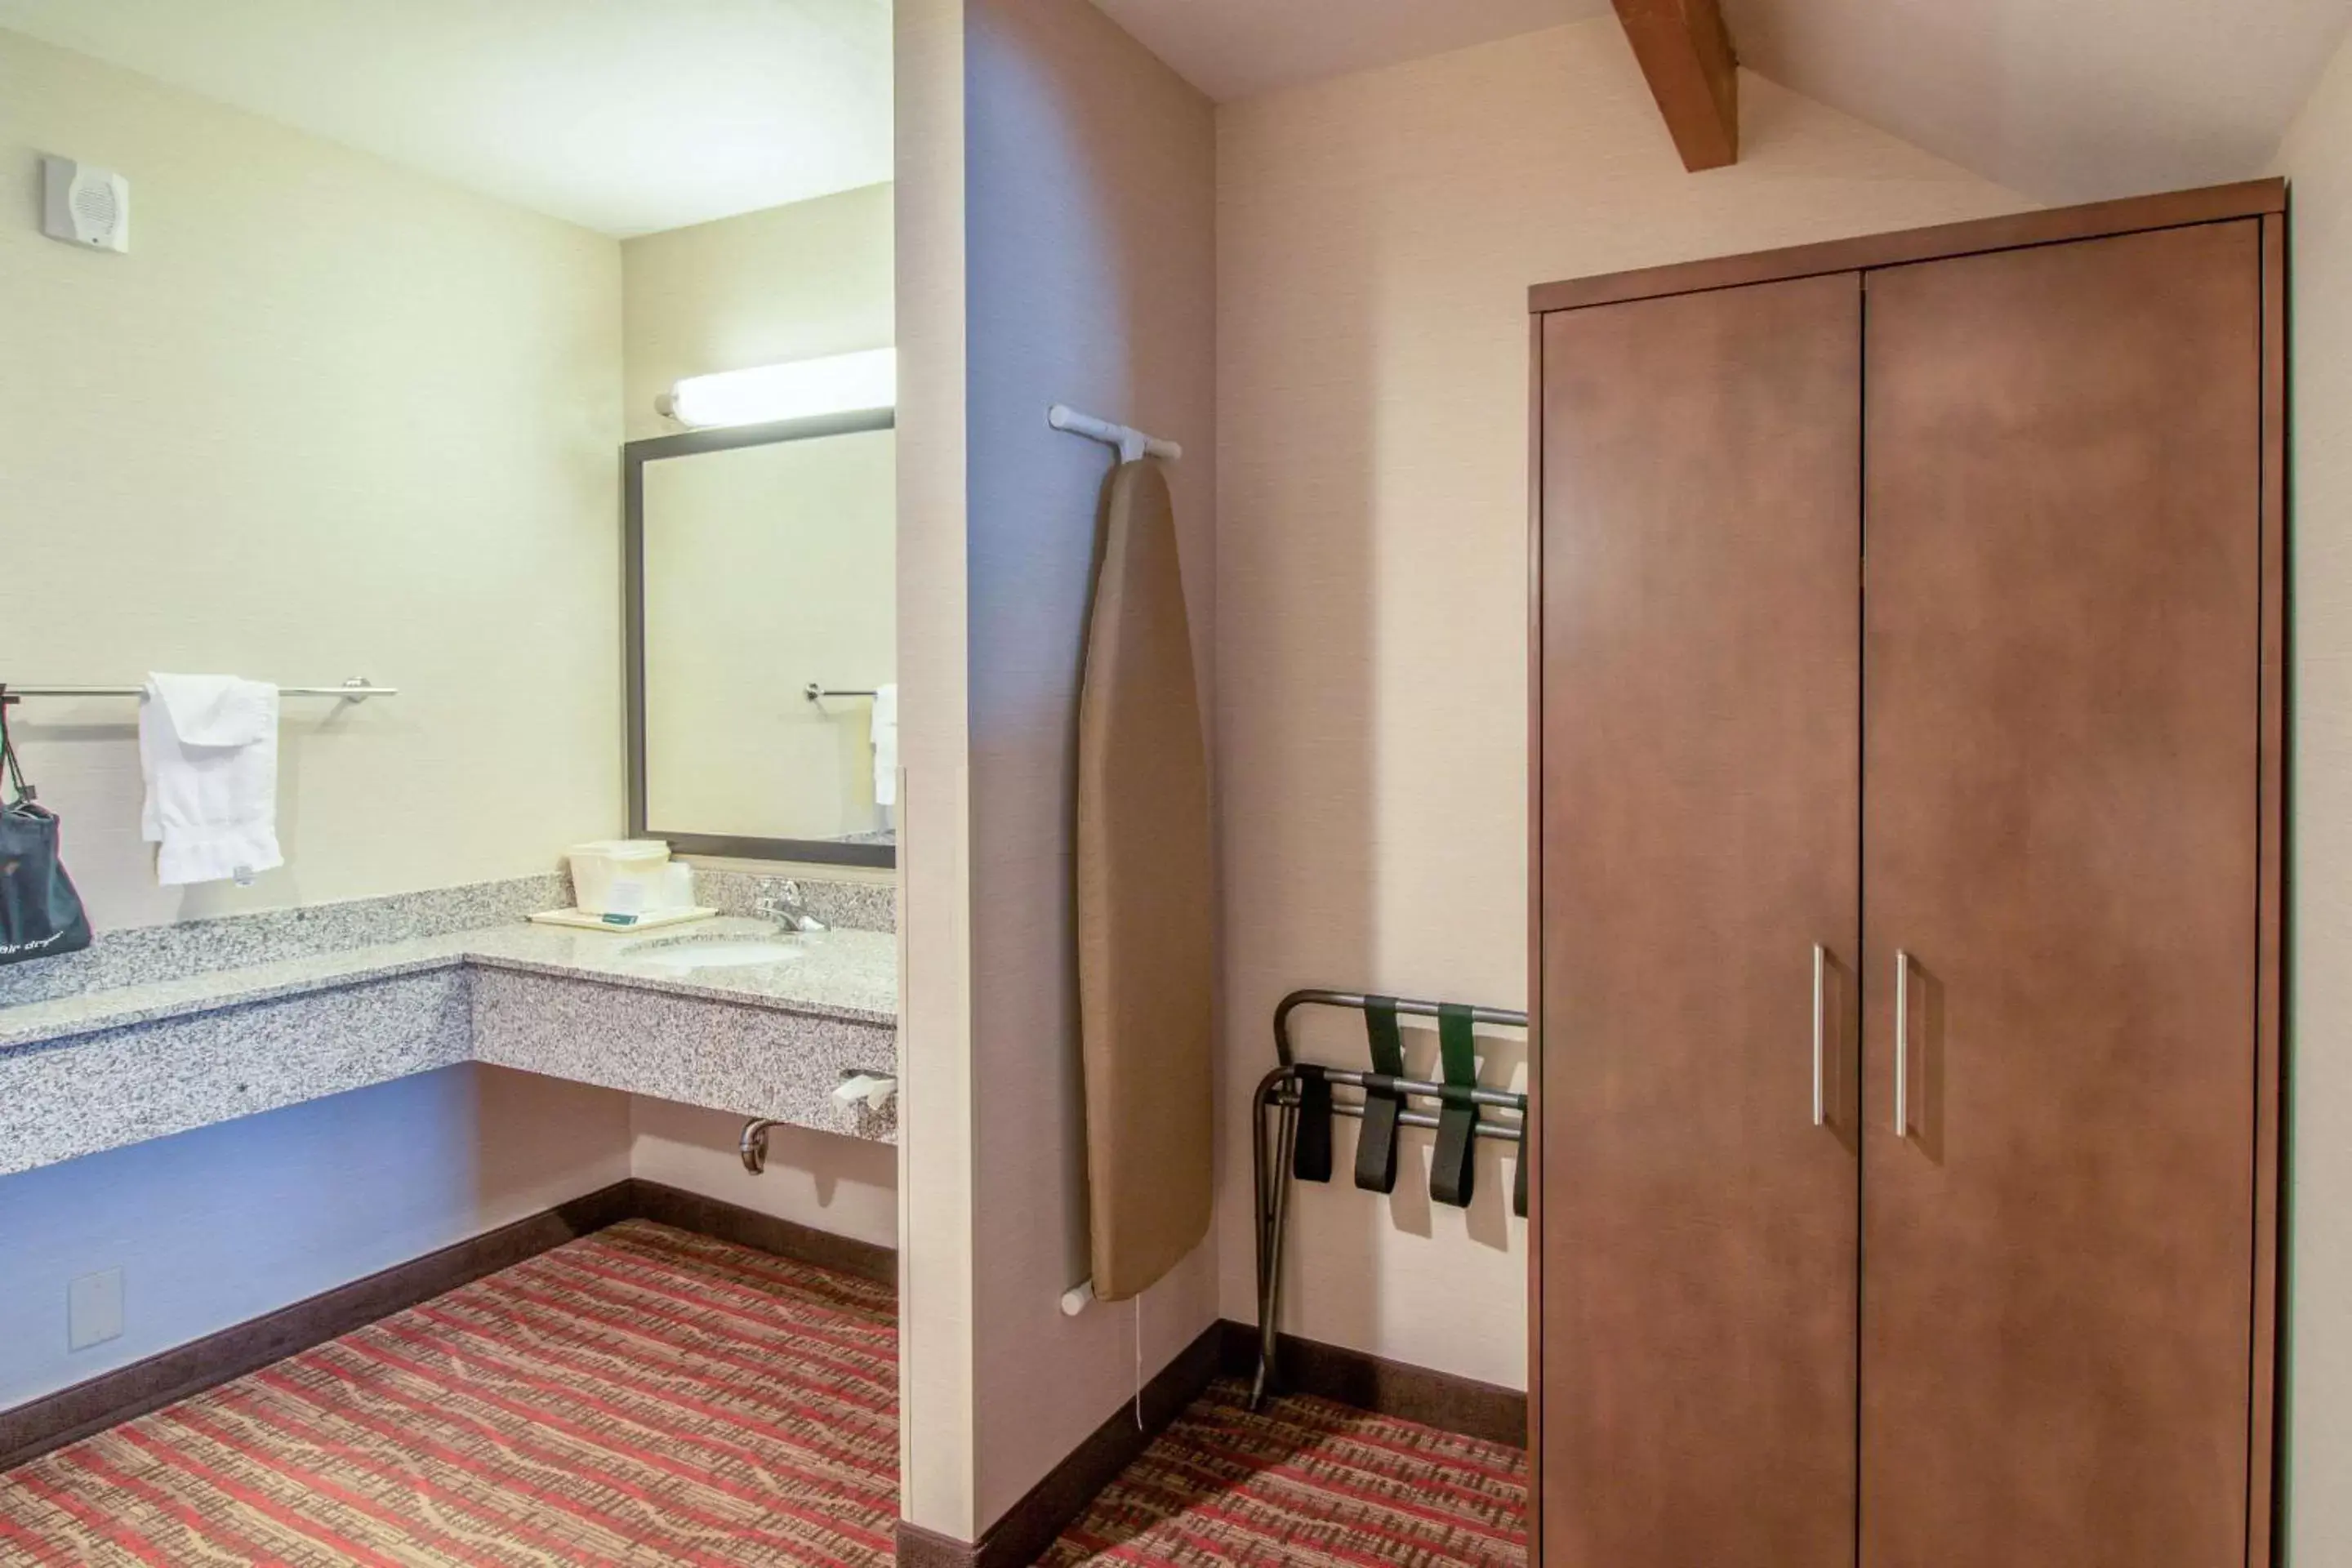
<box><xmin>0</xmin><ymin>916</ymin><xmax>897</xmax><ymax>1054</ymax></box>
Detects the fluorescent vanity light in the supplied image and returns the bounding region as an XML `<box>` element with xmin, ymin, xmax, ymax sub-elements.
<box><xmin>657</xmin><ymin>348</ymin><xmax>897</xmax><ymax>429</ymax></box>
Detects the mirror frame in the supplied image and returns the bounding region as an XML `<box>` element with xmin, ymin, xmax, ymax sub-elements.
<box><xmin>623</xmin><ymin>408</ymin><xmax>898</xmax><ymax>867</ymax></box>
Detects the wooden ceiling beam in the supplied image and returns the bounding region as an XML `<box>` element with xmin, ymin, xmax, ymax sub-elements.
<box><xmin>1612</xmin><ymin>0</ymin><xmax>1740</xmax><ymax>171</ymax></box>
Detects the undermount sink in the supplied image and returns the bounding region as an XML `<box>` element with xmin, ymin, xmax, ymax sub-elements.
<box><xmin>625</xmin><ymin>934</ymin><xmax>804</xmax><ymax>971</ymax></box>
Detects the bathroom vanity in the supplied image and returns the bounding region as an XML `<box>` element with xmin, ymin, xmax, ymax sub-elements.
<box><xmin>0</xmin><ymin>873</ymin><xmax>897</xmax><ymax>1178</ymax></box>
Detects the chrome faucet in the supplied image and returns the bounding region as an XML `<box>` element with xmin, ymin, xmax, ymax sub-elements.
<box><xmin>754</xmin><ymin>880</ymin><xmax>828</xmax><ymax>933</ymax></box>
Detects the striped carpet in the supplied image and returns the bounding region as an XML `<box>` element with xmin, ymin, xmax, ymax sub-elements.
<box><xmin>1044</xmin><ymin>1380</ymin><xmax>1526</xmax><ymax>1567</ymax></box>
<box><xmin>0</xmin><ymin>1222</ymin><xmax>1526</xmax><ymax>1566</ymax></box>
<box><xmin>0</xmin><ymin>1221</ymin><xmax>901</xmax><ymax>1566</ymax></box>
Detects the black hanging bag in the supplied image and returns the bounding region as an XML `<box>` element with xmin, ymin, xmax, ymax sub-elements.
<box><xmin>0</xmin><ymin>690</ymin><xmax>93</xmax><ymax>965</ymax></box>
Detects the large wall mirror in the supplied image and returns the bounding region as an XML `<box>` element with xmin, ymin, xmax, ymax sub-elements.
<box><xmin>626</xmin><ymin>410</ymin><xmax>897</xmax><ymax>866</ymax></box>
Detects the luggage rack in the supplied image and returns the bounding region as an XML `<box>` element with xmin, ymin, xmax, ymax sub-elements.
<box><xmin>1249</xmin><ymin>987</ymin><xmax>1530</xmax><ymax>1410</ymax></box>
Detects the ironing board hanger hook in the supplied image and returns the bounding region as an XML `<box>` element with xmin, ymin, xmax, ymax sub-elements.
<box><xmin>1047</xmin><ymin>403</ymin><xmax>1183</xmax><ymax>465</ymax></box>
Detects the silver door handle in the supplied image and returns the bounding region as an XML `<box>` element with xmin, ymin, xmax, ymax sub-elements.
<box><xmin>1812</xmin><ymin>943</ymin><xmax>1829</xmax><ymax>1128</ymax></box>
<box><xmin>1894</xmin><ymin>949</ymin><xmax>1913</xmax><ymax>1137</ymax></box>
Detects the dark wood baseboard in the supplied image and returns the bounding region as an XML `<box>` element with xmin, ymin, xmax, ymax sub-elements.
<box><xmin>0</xmin><ymin>1176</ymin><xmax>896</xmax><ymax>1475</ymax></box>
<box><xmin>0</xmin><ymin>1180</ymin><xmax>638</xmax><ymax>1474</ymax></box>
<box><xmin>626</xmin><ymin>1178</ymin><xmax>897</xmax><ymax>1287</ymax></box>
<box><xmin>896</xmin><ymin>1321</ymin><xmax>1226</xmax><ymax>1568</ymax></box>
<box><xmin>1218</xmin><ymin>1319</ymin><xmax>1529</xmax><ymax>1449</ymax></box>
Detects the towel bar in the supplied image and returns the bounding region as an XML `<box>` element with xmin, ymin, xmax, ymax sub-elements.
<box><xmin>1</xmin><ymin>678</ymin><xmax>394</xmax><ymax>705</ymax></box>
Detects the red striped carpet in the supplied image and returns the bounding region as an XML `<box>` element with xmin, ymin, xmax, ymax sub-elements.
<box><xmin>0</xmin><ymin>1221</ymin><xmax>1526</xmax><ymax>1566</ymax></box>
<box><xmin>0</xmin><ymin>1221</ymin><xmax>901</xmax><ymax>1566</ymax></box>
<box><xmin>1044</xmin><ymin>1379</ymin><xmax>1526</xmax><ymax>1567</ymax></box>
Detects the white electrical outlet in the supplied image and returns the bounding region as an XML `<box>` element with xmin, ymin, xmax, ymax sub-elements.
<box><xmin>68</xmin><ymin>1268</ymin><xmax>123</xmax><ymax>1352</ymax></box>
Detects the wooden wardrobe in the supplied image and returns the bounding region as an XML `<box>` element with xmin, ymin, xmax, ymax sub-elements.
<box><xmin>1526</xmin><ymin>180</ymin><xmax>2285</xmax><ymax>1568</ymax></box>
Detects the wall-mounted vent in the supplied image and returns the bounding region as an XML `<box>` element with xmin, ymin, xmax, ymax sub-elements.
<box><xmin>42</xmin><ymin>157</ymin><xmax>130</xmax><ymax>253</ymax></box>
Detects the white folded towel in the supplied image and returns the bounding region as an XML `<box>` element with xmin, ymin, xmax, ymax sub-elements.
<box><xmin>140</xmin><ymin>673</ymin><xmax>283</xmax><ymax>886</ymax></box>
<box><xmin>871</xmin><ymin>683</ymin><xmax>899</xmax><ymax>808</ymax></box>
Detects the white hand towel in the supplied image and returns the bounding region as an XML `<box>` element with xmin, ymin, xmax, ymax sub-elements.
<box><xmin>871</xmin><ymin>683</ymin><xmax>899</xmax><ymax>807</ymax></box>
<box><xmin>140</xmin><ymin>674</ymin><xmax>283</xmax><ymax>886</ymax></box>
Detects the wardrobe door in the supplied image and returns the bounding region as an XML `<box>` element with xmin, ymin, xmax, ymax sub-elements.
<box><xmin>1539</xmin><ymin>273</ymin><xmax>1860</xmax><ymax>1567</ymax></box>
<box><xmin>1860</xmin><ymin>221</ymin><xmax>2263</xmax><ymax>1568</ymax></box>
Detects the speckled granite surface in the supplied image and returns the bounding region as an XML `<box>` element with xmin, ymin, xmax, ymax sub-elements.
<box><xmin>693</xmin><ymin>868</ymin><xmax>897</xmax><ymax>933</ymax></box>
<box><xmin>0</xmin><ymin>971</ymin><xmax>471</xmax><ymax>1178</ymax></box>
<box><xmin>472</xmin><ymin>969</ymin><xmax>898</xmax><ymax>1143</ymax></box>
<box><xmin>0</xmin><ymin>874</ymin><xmax>567</xmax><ymax>1008</ymax></box>
<box><xmin>0</xmin><ymin>940</ymin><xmax>474</xmax><ymax>1052</ymax></box>
<box><xmin>464</xmin><ymin>921</ymin><xmax>897</xmax><ymax>1026</ymax></box>
<box><xmin>0</xmin><ymin>913</ymin><xmax>898</xmax><ymax>1177</ymax></box>
<box><xmin>0</xmin><ymin>919</ymin><xmax>894</xmax><ymax>1053</ymax></box>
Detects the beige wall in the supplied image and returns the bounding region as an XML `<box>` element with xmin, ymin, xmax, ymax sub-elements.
<box><xmin>893</xmin><ymin>0</ymin><xmax>978</xmax><ymax>1538</ymax></box>
<box><xmin>629</xmin><ymin>1097</ymin><xmax>898</xmax><ymax>1249</ymax></box>
<box><xmin>887</xmin><ymin>0</ymin><xmax>1221</xmax><ymax>1542</ymax></box>
<box><xmin>0</xmin><ymin>32</ymin><xmax>636</xmax><ymax>1420</ymax></box>
<box><xmin>0</xmin><ymin>29</ymin><xmax>624</xmax><ymax>931</ymax></box>
<box><xmin>2274</xmin><ymin>37</ymin><xmax>2352</xmax><ymax>1565</ymax></box>
<box><xmin>621</xmin><ymin>184</ymin><xmax>894</xmax><ymax>442</ymax></box>
<box><xmin>1213</xmin><ymin>20</ymin><xmax>2030</xmax><ymax>1391</ymax></box>
<box><xmin>961</xmin><ymin>0</ymin><xmax>1219</xmax><ymax>1530</ymax></box>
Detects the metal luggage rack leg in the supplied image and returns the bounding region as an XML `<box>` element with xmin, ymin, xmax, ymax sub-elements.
<box><xmin>1250</xmin><ymin>988</ymin><xmax>1530</xmax><ymax>1411</ymax></box>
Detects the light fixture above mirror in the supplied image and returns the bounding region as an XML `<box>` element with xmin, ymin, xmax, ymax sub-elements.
<box><xmin>657</xmin><ymin>347</ymin><xmax>897</xmax><ymax>430</ymax></box>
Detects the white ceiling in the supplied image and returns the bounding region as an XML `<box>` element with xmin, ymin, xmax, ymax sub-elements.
<box><xmin>1088</xmin><ymin>0</ymin><xmax>1611</xmax><ymax>103</ymax></box>
<box><xmin>1722</xmin><ymin>0</ymin><xmax>2352</xmax><ymax>203</ymax></box>
<box><xmin>0</xmin><ymin>0</ymin><xmax>895</xmax><ymax>237</ymax></box>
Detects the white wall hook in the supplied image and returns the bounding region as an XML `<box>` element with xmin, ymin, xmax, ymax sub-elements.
<box><xmin>1048</xmin><ymin>403</ymin><xmax>1181</xmax><ymax>463</ymax></box>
